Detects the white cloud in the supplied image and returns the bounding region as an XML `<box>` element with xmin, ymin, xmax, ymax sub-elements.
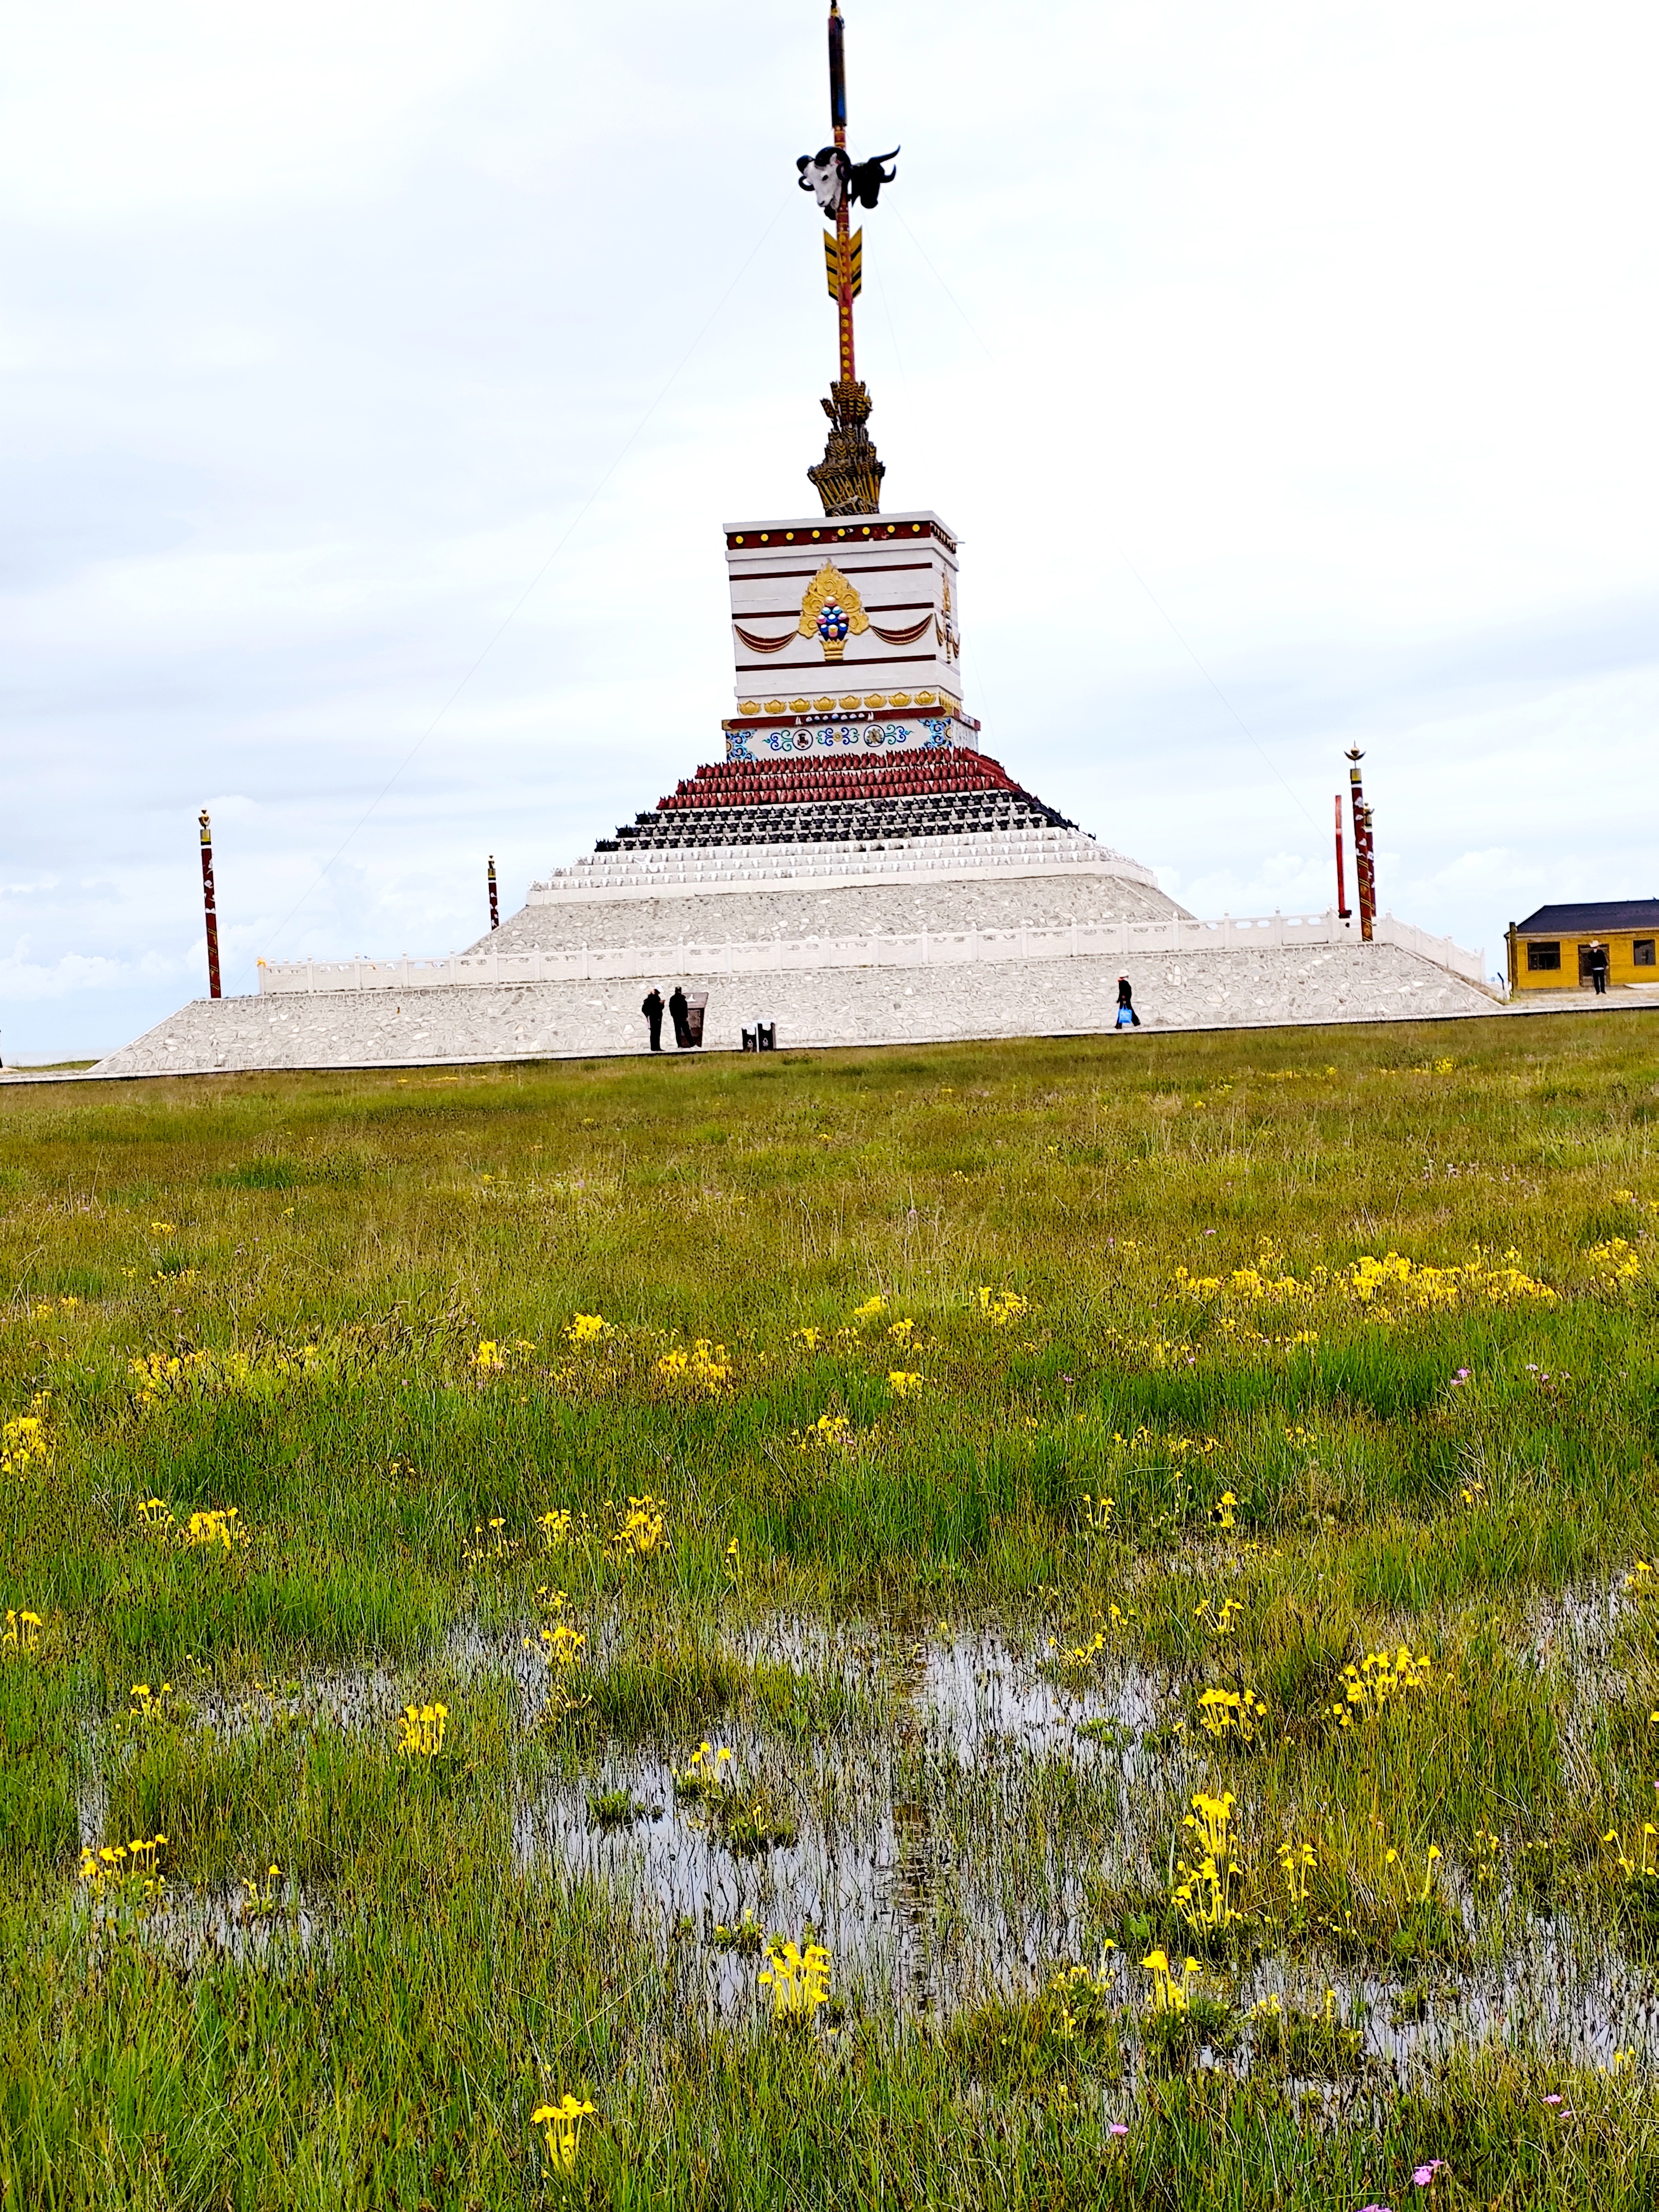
<box><xmin>0</xmin><ymin>944</ymin><xmax>189</xmax><ymax>1001</ymax></box>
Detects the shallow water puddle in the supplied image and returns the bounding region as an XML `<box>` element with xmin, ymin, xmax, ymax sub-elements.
<box><xmin>515</xmin><ymin>1620</ymin><xmax>1170</xmax><ymax>2016</ymax></box>
<box><xmin>74</xmin><ymin>1611</ymin><xmax>1659</xmax><ymax>2071</ymax></box>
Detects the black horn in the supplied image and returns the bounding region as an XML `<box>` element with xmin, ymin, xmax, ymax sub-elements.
<box><xmin>847</xmin><ymin>147</ymin><xmax>899</xmax><ymax>207</ymax></box>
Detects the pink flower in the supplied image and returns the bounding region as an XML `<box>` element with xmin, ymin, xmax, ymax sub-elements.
<box><xmin>1413</xmin><ymin>2161</ymin><xmax>1446</xmax><ymax>2187</ymax></box>
<box><xmin>1544</xmin><ymin>2094</ymin><xmax>1562</xmax><ymax>2105</ymax></box>
<box><xmin>1109</xmin><ymin>2123</ymin><xmax>1129</xmax><ymax>2136</ymax></box>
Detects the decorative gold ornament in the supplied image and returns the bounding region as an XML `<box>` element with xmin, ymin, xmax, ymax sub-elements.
<box><xmin>916</xmin><ymin>691</ymin><xmax>936</xmax><ymax>706</ymax></box>
<box><xmin>822</xmin><ymin>226</ymin><xmax>863</xmax><ymax>301</ymax></box>
<box><xmin>839</xmin><ymin>693</ymin><xmax>860</xmax><ymax>708</ymax></box>
<box><xmin>890</xmin><ymin>691</ymin><xmax>911</xmax><ymax>707</ymax></box>
<box><xmin>789</xmin><ymin>697</ymin><xmax>810</xmax><ymax>712</ymax></box>
<box><xmin>764</xmin><ymin>699</ymin><xmax>785</xmax><ymax>713</ymax></box>
<box><xmin>738</xmin><ymin>700</ymin><xmax>761</xmax><ymax>716</ymax></box>
<box><xmin>813</xmin><ymin>695</ymin><xmax>834</xmax><ymax>710</ymax></box>
<box><xmin>864</xmin><ymin>693</ymin><xmax>886</xmax><ymax>708</ymax></box>
<box><xmin>808</xmin><ymin>378</ymin><xmax>884</xmax><ymax>517</ymax></box>
<box><xmin>796</xmin><ymin>562</ymin><xmax>869</xmax><ymax>662</ymax></box>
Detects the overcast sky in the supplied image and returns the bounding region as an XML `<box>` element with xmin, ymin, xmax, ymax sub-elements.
<box><xmin>3</xmin><ymin>0</ymin><xmax>1656</xmax><ymax>1060</ymax></box>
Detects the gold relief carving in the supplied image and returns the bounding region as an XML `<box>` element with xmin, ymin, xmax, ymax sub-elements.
<box><xmin>764</xmin><ymin>699</ymin><xmax>785</xmax><ymax>713</ymax></box>
<box><xmin>916</xmin><ymin>691</ymin><xmax>936</xmax><ymax>706</ymax></box>
<box><xmin>738</xmin><ymin>700</ymin><xmax>761</xmax><ymax>716</ymax></box>
<box><xmin>789</xmin><ymin>696</ymin><xmax>810</xmax><ymax>712</ymax></box>
<box><xmin>796</xmin><ymin>562</ymin><xmax>869</xmax><ymax>663</ymax></box>
<box><xmin>839</xmin><ymin>693</ymin><xmax>860</xmax><ymax>708</ymax></box>
<box><xmin>813</xmin><ymin>695</ymin><xmax>834</xmax><ymax>710</ymax></box>
<box><xmin>890</xmin><ymin>691</ymin><xmax>911</xmax><ymax>707</ymax></box>
<box><xmin>864</xmin><ymin>693</ymin><xmax>887</xmax><ymax>708</ymax></box>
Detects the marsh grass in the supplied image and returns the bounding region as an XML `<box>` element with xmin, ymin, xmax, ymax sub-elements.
<box><xmin>3</xmin><ymin>1014</ymin><xmax>1659</xmax><ymax>2204</ymax></box>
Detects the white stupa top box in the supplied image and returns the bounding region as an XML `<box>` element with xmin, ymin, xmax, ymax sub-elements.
<box><xmin>720</xmin><ymin>509</ymin><xmax>971</xmax><ymax>760</ymax></box>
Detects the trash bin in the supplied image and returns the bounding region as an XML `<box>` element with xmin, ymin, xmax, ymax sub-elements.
<box><xmin>757</xmin><ymin>1020</ymin><xmax>776</xmax><ymax>1052</ymax></box>
<box><xmin>684</xmin><ymin>993</ymin><xmax>708</xmax><ymax>1047</ymax></box>
<box><xmin>741</xmin><ymin>1025</ymin><xmax>758</xmax><ymax>1052</ymax></box>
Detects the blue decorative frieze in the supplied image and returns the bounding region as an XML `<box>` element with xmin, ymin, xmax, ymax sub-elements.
<box><xmin>724</xmin><ymin>716</ymin><xmax>966</xmax><ymax>761</ymax></box>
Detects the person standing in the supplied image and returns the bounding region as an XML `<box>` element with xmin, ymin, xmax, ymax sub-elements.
<box><xmin>1589</xmin><ymin>942</ymin><xmax>1609</xmax><ymax>995</ymax></box>
<box><xmin>668</xmin><ymin>984</ymin><xmax>691</xmax><ymax>1048</ymax></box>
<box><xmin>1115</xmin><ymin>975</ymin><xmax>1141</xmax><ymax>1028</ymax></box>
<box><xmin>641</xmin><ymin>986</ymin><xmax>665</xmax><ymax>1052</ymax></box>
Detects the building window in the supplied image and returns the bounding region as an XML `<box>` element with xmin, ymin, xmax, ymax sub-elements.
<box><xmin>1526</xmin><ymin>941</ymin><xmax>1561</xmax><ymax>972</ymax></box>
<box><xmin>1635</xmin><ymin>938</ymin><xmax>1656</xmax><ymax>967</ymax></box>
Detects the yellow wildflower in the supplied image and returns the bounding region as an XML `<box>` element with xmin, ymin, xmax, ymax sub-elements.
<box><xmin>531</xmin><ymin>2093</ymin><xmax>596</xmax><ymax>2174</ymax></box>
<box><xmin>396</xmin><ymin>1702</ymin><xmax>448</xmax><ymax>1758</ymax></box>
<box><xmin>1</xmin><ymin>1394</ymin><xmax>51</xmax><ymax>1478</ymax></box>
<box><xmin>759</xmin><ymin>1936</ymin><xmax>833</xmax><ymax>2020</ymax></box>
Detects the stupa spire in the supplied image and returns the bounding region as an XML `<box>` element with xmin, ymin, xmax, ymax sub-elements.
<box><xmin>795</xmin><ymin>3</ymin><xmax>897</xmax><ymax>516</ymax></box>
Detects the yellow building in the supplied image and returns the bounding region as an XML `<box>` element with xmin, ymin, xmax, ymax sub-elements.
<box><xmin>1506</xmin><ymin>901</ymin><xmax>1659</xmax><ymax>994</ymax></box>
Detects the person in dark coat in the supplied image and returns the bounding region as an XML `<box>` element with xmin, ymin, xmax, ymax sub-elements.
<box><xmin>1115</xmin><ymin>975</ymin><xmax>1142</xmax><ymax>1028</ymax></box>
<box><xmin>641</xmin><ymin>986</ymin><xmax>665</xmax><ymax>1051</ymax></box>
<box><xmin>1588</xmin><ymin>942</ymin><xmax>1609</xmax><ymax>994</ymax></box>
<box><xmin>668</xmin><ymin>985</ymin><xmax>691</xmax><ymax>1048</ymax></box>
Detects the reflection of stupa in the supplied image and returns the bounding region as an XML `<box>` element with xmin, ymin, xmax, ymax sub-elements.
<box><xmin>95</xmin><ymin>5</ymin><xmax>1493</xmax><ymax>1078</ymax></box>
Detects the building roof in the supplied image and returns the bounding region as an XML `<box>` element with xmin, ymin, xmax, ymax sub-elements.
<box><xmin>1514</xmin><ymin>899</ymin><xmax>1659</xmax><ymax>935</ymax></box>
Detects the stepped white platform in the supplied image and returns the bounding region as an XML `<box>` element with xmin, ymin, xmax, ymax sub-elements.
<box><xmin>92</xmin><ymin>917</ymin><xmax>1494</xmax><ymax>1078</ymax></box>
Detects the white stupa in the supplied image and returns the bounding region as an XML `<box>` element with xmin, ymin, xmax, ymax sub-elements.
<box><xmin>93</xmin><ymin>7</ymin><xmax>1491</xmax><ymax>1079</ymax></box>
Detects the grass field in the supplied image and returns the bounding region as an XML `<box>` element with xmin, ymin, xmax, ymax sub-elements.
<box><xmin>3</xmin><ymin>1014</ymin><xmax>1657</xmax><ymax>2209</ymax></box>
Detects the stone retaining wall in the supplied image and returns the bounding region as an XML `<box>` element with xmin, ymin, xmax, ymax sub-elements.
<box><xmin>474</xmin><ymin>865</ymin><xmax>1186</xmax><ymax>957</ymax></box>
<box><xmin>93</xmin><ymin>941</ymin><xmax>1495</xmax><ymax>1078</ymax></box>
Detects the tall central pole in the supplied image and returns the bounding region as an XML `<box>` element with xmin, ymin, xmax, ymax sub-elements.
<box><xmin>802</xmin><ymin>2</ymin><xmax>888</xmax><ymax>515</ymax></box>
<box><xmin>829</xmin><ymin>3</ymin><xmax>854</xmax><ymax>384</ymax></box>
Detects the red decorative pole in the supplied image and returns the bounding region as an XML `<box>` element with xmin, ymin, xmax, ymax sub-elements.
<box><xmin>198</xmin><ymin>809</ymin><xmax>222</xmax><ymax>998</ymax></box>
<box><xmin>487</xmin><ymin>855</ymin><xmax>500</xmax><ymax>931</ymax></box>
<box><xmin>1345</xmin><ymin>750</ymin><xmax>1375</xmax><ymax>942</ymax></box>
<box><xmin>1334</xmin><ymin>793</ymin><xmax>1352</xmax><ymax>919</ymax></box>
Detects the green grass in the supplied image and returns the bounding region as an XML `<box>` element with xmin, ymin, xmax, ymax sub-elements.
<box><xmin>2</xmin><ymin>1013</ymin><xmax>1658</xmax><ymax>2207</ymax></box>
